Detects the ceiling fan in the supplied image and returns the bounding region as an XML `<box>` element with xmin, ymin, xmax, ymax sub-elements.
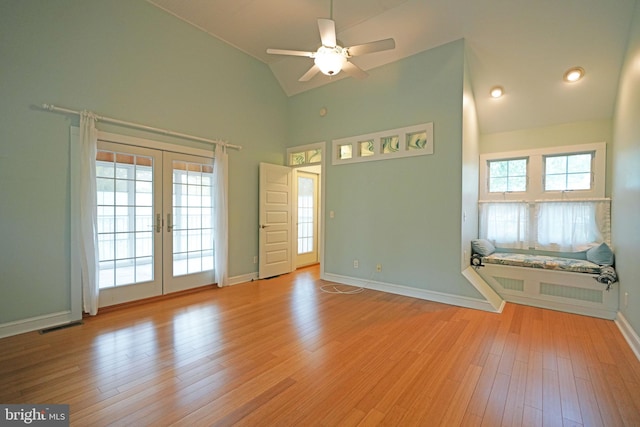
<box><xmin>266</xmin><ymin>3</ymin><xmax>395</xmax><ymax>82</ymax></box>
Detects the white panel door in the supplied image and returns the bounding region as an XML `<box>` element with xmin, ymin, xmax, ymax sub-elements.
<box><xmin>259</xmin><ymin>163</ymin><xmax>293</xmax><ymax>279</ymax></box>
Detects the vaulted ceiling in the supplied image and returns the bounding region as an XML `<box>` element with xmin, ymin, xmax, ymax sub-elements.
<box><xmin>148</xmin><ymin>0</ymin><xmax>636</xmax><ymax>134</ymax></box>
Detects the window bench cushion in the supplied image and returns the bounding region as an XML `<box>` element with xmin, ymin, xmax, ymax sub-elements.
<box><xmin>482</xmin><ymin>253</ymin><xmax>602</xmax><ymax>274</ymax></box>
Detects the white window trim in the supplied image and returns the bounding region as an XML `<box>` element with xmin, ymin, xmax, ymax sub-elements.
<box><xmin>97</xmin><ymin>130</ymin><xmax>215</xmax><ymax>159</ymax></box>
<box><xmin>479</xmin><ymin>142</ymin><xmax>606</xmax><ymax>201</ymax></box>
<box><xmin>286</xmin><ymin>141</ymin><xmax>324</xmax><ymax>167</ymax></box>
<box><xmin>331</xmin><ymin>123</ymin><xmax>434</xmax><ymax>165</ymax></box>
<box><xmin>70</xmin><ymin>128</ymin><xmax>215</xmax><ymax>317</ymax></box>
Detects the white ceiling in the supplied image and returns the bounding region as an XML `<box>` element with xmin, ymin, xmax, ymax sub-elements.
<box><xmin>148</xmin><ymin>0</ymin><xmax>636</xmax><ymax>134</ymax></box>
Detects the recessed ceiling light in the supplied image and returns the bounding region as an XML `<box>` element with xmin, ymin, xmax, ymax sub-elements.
<box><xmin>563</xmin><ymin>67</ymin><xmax>585</xmax><ymax>83</ymax></box>
<box><xmin>490</xmin><ymin>86</ymin><xmax>504</xmax><ymax>98</ymax></box>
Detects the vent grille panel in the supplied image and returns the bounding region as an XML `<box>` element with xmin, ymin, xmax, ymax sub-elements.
<box><xmin>540</xmin><ymin>282</ymin><xmax>603</xmax><ymax>303</ymax></box>
<box><xmin>494</xmin><ymin>276</ymin><xmax>525</xmax><ymax>292</ymax></box>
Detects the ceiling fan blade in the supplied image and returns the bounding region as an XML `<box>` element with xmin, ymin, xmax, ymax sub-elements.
<box><xmin>299</xmin><ymin>64</ymin><xmax>321</xmax><ymax>82</ymax></box>
<box><xmin>266</xmin><ymin>48</ymin><xmax>314</xmax><ymax>57</ymax></box>
<box><xmin>318</xmin><ymin>18</ymin><xmax>336</xmax><ymax>47</ymax></box>
<box><xmin>347</xmin><ymin>38</ymin><xmax>396</xmax><ymax>57</ymax></box>
<box><xmin>342</xmin><ymin>61</ymin><xmax>368</xmax><ymax>80</ymax></box>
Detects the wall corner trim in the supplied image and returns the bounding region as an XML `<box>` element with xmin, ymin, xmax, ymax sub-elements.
<box><xmin>323</xmin><ymin>272</ymin><xmax>501</xmax><ymax>313</ymax></box>
<box><xmin>461</xmin><ymin>267</ymin><xmax>505</xmax><ymax>313</ymax></box>
<box><xmin>615</xmin><ymin>311</ymin><xmax>640</xmax><ymax>362</ymax></box>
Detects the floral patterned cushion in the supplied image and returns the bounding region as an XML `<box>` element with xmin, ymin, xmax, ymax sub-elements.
<box><xmin>482</xmin><ymin>253</ymin><xmax>602</xmax><ymax>274</ymax></box>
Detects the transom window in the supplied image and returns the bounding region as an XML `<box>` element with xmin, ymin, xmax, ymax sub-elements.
<box><xmin>544</xmin><ymin>152</ymin><xmax>593</xmax><ymax>191</ymax></box>
<box><xmin>488</xmin><ymin>158</ymin><xmax>527</xmax><ymax>193</ymax></box>
<box><xmin>332</xmin><ymin>123</ymin><xmax>433</xmax><ymax>165</ymax></box>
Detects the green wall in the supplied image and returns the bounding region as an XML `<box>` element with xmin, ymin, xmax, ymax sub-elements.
<box><xmin>612</xmin><ymin>0</ymin><xmax>640</xmax><ymax>334</ymax></box>
<box><xmin>0</xmin><ymin>0</ymin><xmax>288</xmax><ymax>324</ymax></box>
<box><xmin>288</xmin><ymin>40</ymin><xmax>482</xmax><ymax>299</ymax></box>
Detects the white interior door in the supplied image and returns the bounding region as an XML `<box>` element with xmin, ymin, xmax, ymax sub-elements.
<box><xmin>96</xmin><ymin>142</ymin><xmax>215</xmax><ymax>307</ymax></box>
<box><xmin>259</xmin><ymin>163</ymin><xmax>293</xmax><ymax>279</ymax></box>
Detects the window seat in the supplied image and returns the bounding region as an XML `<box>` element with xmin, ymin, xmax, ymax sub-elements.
<box><xmin>471</xmin><ymin>248</ymin><xmax>618</xmax><ymax>320</ymax></box>
<box><xmin>481</xmin><ymin>253</ymin><xmax>602</xmax><ymax>274</ymax></box>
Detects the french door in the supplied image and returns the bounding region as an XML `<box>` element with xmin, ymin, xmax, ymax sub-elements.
<box><xmin>96</xmin><ymin>141</ymin><xmax>215</xmax><ymax>307</ymax></box>
<box><xmin>296</xmin><ymin>171</ymin><xmax>319</xmax><ymax>267</ymax></box>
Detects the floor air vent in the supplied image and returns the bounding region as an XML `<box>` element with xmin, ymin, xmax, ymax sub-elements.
<box><xmin>39</xmin><ymin>320</ymin><xmax>84</xmax><ymax>334</ymax></box>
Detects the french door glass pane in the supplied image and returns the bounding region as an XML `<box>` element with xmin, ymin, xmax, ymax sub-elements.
<box><xmin>97</xmin><ymin>151</ymin><xmax>155</xmax><ymax>289</ymax></box>
<box><xmin>172</xmin><ymin>161</ymin><xmax>214</xmax><ymax>277</ymax></box>
<box><xmin>297</xmin><ymin>176</ymin><xmax>314</xmax><ymax>255</ymax></box>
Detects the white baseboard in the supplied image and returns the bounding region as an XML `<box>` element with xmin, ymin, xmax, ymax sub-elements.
<box><xmin>227</xmin><ymin>272</ymin><xmax>258</xmax><ymax>286</ymax></box>
<box><xmin>615</xmin><ymin>311</ymin><xmax>640</xmax><ymax>362</ymax></box>
<box><xmin>0</xmin><ymin>311</ymin><xmax>77</xmax><ymax>339</ymax></box>
<box><xmin>323</xmin><ymin>273</ymin><xmax>500</xmax><ymax>313</ymax></box>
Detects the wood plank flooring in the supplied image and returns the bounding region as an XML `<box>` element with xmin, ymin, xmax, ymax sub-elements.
<box><xmin>1</xmin><ymin>265</ymin><xmax>639</xmax><ymax>426</ymax></box>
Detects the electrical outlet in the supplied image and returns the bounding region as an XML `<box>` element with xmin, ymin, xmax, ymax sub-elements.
<box><xmin>376</xmin><ymin>264</ymin><xmax>382</xmax><ymax>272</ymax></box>
<box><xmin>625</xmin><ymin>292</ymin><xmax>629</xmax><ymax>308</ymax></box>
<box><xmin>253</xmin><ymin>256</ymin><xmax>258</xmax><ymax>264</ymax></box>
<box><xmin>353</xmin><ymin>259</ymin><xmax>359</xmax><ymax>269</ymax></box>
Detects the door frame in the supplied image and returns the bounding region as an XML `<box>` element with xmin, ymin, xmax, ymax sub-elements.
<box><xmin>71</xmin><ymin>129</ymin><xmax>215</xmax><ymax>312</ymax></box>
<box><xmin>294</xmin><ymin>169</ymin><xmax>320</xmax><ymax>268</ymax></box>
<box><xmin>286</xmin><ymin>142</ymin><xmax>326</xmax><ymax>278</ymax></box>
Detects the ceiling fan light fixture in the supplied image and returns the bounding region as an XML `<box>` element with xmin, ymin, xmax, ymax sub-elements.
<box><xmin>314</xmin><ymin>46</ymin><xmax>346</xmax><ymax>76</ymax></box>
<box><xmin>563</xmin><ymin>66</ymin><xmax>585</xmax><ymax>83</ymax></box>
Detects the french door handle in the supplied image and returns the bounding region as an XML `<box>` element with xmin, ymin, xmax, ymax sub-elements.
<box><xmin>260</xmin><ymin>224</ymin><xmax>269</xmax><ymax>229</ymax></box>
<box><xmin>167</xmin><ymin>213</ymin><xmax>173</xmax><ymax>232</ymax></box>
<box><xmin>156</xmin><ymin>213</ymin><xmax>162</xmax><ymax>233</ymax></box>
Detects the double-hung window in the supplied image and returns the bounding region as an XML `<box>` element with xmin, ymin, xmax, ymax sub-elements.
<box><xmin>479</xmin><ymin>142</ymin><xmax>609</xmax><ymax>252</ymax></box>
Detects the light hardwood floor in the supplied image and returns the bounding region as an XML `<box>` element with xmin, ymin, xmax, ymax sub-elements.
<box><xmin>1</xmin><ymin>265</ymin><xmax>639</xmax><ymax>426</ymax></box>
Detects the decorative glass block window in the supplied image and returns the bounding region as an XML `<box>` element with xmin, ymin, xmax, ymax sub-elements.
<box><xmin>289</xmin><ymin>148</ymin><xmax>322</xmax><ymax>166</ymax></box>
<box><xmin>381</xmin><ymin>136</ymin><xmax>399</xmax><ymax>154</ymax></box>
<box><xmin>290</xmin><ymin>151</ymin><xmax>306</xmax><ymax>165</ymax></box>
<box><xmin>338</xmin><ymin>144</ymin><xmax>353</xmax><ymax>160</ymax></box>
<box><xmin>544</xmin><ymin>152</ymin><xmax>593</xmax><ymax>191</ymax></box>
<box><xmin>307</xmin><ymin>149</ymin><xmax>322</xmax><ymax>163</ymax></box>
<box><xmin>407</xmin><ymin>131</ymin><xmax>427</xmax><ymax>150</ymax></box>
<box><xmin>359</xmin><ymin>140</ymin><xmax>375</xmax><ymax>157</ymax></box>
<box><xmin>488</xmin><ymin>158</ymin><xmax>527</xmax><ymax>193</ymax></box>
<box><xmin>332</xmin><ymin>123</ymin><xmax>433</xmax><ymax>165</ymax></box>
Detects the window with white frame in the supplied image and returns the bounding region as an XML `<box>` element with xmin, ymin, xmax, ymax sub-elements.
<box><xmin>479</xmin><ymin>142</ymin><xmax>609</xmax><ymax>251</ymax></box>
<box><xmin>332</xmin><ymin>123</ymin><xmax>434</xmax><ymax>165</ymax></box>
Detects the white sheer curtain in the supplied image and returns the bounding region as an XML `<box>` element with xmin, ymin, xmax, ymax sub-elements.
<box><xmin>479</xmin><ymin>202</ymin><xmax>530</xmax><ymax>249</ymax></box>
<box><xmin>78</xmin><ymin>112</ymin><xmax>100</xmax><ymax>314</ymax></box>
<box><xmin>536</xmin><ymin>200</ymin><xmax>610</xmax><ymax>251</ymax></box>
<box><xmin>213</xmin><ymin>144</ymin><xmax>229</xmax><ymax>287</ymax></box>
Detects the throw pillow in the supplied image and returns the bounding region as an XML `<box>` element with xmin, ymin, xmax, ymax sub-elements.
<box><xmin>586</xmin><ymin>242</ymin><xmax>614</xmax><ymax>266</ymax></box>
<box><xmin>471</xmin><ymin>239</ymin><xmax>496</xmax><ymax>256</ymax></box>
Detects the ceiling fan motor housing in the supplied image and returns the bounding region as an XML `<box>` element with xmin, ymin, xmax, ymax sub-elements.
<box><xmin>314</xmin><ymin>46</ymin><xmax>347</xmax><ymax>75</ymax></box>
